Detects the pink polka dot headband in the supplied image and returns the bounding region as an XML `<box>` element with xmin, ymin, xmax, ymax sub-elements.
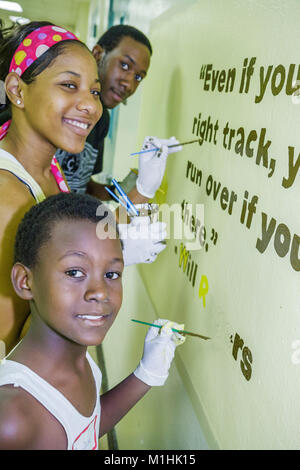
<box><xmin>0</xmin><ymin>25</ymin><xmax>79</xmax><ymax>140</ymax></box>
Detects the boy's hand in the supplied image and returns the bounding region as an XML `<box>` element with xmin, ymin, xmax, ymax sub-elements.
<box><xmin>134</xmin><ymin>319</ymin><xmax>185</xmax><ymax>386</ymax></box>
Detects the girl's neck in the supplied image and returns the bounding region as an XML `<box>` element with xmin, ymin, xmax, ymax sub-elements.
<box><xmin>0</xmin><ymin>119</ymin><xmax>57</xmax><ymax>178</ymax></box>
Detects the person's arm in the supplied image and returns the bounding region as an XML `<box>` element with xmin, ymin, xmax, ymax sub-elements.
<box><xmin>0</xmin><ymin>386</ymin><xmax>44</xmax><ymax>450</ymax></box>
<box><xmin>99</xmin><ymin>374</ymin><xmax>150</xmax><ymax>437</ymax></box>
<box><xmin>86</xmin><ymin>179</ymin><xmax>113</xmax><ymax>201</ymax></box>
<box><xmin>0</xmin><ymin>387</ymin><xmax>67</xmax><ymax>450</ymax></box>
<box><xmin>87</xmin><ymin>178</ymin><xmax>149</xmax><ymax>204</ymax></box>
<box><xmin>88</xmin><ymin>135</ymin><xmax>182</xmax><ymax>204</ymax></box>
<box><xmin>99</xmin><ymin>319</ymin><xmax>185</xmax><ymax>437</ymax></box>
<box><xmin>0</xmin><ymin>400</ymin><xmax>35</xmax><ymax>450</ymax></box>
<box><xmin>127</xmin><ymin>186</ymin><xmax>148</xmax><ymax>205</ymax></box>
<box><xmin>0</xmin><ymin>172</ymin><xmax>34</xmax><ymax>352</ymax></box>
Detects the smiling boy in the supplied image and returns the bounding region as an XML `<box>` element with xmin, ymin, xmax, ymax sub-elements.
<box><xmin>0</xmin><ymin>193</ymin><xmax>184</xmax><ymax>449</ymax></box>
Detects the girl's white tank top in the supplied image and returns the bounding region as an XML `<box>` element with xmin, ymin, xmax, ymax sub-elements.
<box><xmin>0</xmin><ymin>352</ymin><xmax>102</xmax><ymax>450</ymax></box>
<box><xmin>0</xmin><ymin>148</ymin><xmax>46</xmax><ymax>202</ymax></box>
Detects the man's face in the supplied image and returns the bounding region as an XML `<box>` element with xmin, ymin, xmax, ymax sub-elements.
<box><xmin>95</xmin><ymin>36</ymin><xmax>151</xmax><ymax>109</ymax></box>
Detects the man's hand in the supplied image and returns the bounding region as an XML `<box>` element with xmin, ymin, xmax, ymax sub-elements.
<box><xmin>136</xmin><ymin>136</ymin><xmax>182</xmax><ymax>198</ymax></box>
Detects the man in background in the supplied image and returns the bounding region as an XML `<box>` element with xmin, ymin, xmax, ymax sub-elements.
<box><xmin>56</xmin><ymin>25</ymin><xmax>155</xmax><ymax>202</ymax></box>
<box><xmin>56</xmin><ymin>25</ymin><xmax>181</xmax><ymax>265</ymax></box>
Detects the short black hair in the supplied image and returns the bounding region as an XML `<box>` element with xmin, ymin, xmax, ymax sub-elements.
<box><xmin>97</xmin><ymin>24</ymin><xmax>152</xmax><ymax>56</ymax></box>
<box><xmin>14</xmin><ymin>193</ymin><xmax>119</xmax><ymax>269</ymax></box>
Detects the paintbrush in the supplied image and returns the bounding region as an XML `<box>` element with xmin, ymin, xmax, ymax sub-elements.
<box><xmin>131</xmin><ymin>319</ymin><xmax>210</xmax><ymax>340</ymax></box>
<box><xmin>130</xmin><ymin>138</ymin><xmax>200</xmax><ymax>156</ymax></box>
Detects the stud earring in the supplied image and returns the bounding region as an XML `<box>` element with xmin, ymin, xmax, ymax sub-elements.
<box><xmin>16</xmin><ymin>99</ymin><xmax>21</xmax><ymax>105</ymax></box>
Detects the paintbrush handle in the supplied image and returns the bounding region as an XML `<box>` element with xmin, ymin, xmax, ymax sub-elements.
<box><xmin>131</xmin><ymin>319</ymin><xmax>210</xmax><ymax>340</ymax></box>
<box><xmin>130</xmin><ymin>138</ymin><xmax>200</xmax><ymax>156</ymax></box>
<box><xmin>111</xmin><ymin>178</ymin><xmax>139</xmax><ymax>216</ymax></box>
<box><xmin>104</xmin><ymin>186</ymin><xmax>133</xmax><ymax>214</ymax></box>
<box><xmin>130</xmin><ymin>147</ymin><xmax>160</xmax><ymax>156</ymax></box>
<box><xmin>178</xmin><ymin>330</ymin><xmax>211</xmax><ymax>340</ymax></box>
<box><xmin>131</xmin><ymin>319</ymin><xmax>161</xmax><ymax>329</ymax></box>
<box><xmin>167</xmin><ymin>138</ymin><xmax>200</xmax><ymax>148</ymax></box>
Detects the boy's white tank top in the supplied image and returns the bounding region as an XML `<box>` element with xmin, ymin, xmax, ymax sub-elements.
<box><xmin>0</xmin><ymin>149</ymin><xmax>102</xmax><ymax>449</ymax></box>
<box><xmin>0</xmin><ymin>148</ymin><xmax>46</xmax><ymax>202</ymax></box>
<box><xmin>0</xmin><ymin>352</ymin><xmax>102</xmax><ymax>450</ymax></box>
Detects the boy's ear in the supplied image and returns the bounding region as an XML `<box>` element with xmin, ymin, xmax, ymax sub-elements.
<box><xmin>4</xmin><ymin>72</ymin><xmax>25</xmax><ymax>109</ymax></box>
<box><xmin>11</xmin><ymin>263</ymin><xmax>33</xmax><ymax>301</ymax></box>
<box><xmin>92</xmin><ymin>44</ymin><xmax>106</xmax><ymax>63</ymax></box>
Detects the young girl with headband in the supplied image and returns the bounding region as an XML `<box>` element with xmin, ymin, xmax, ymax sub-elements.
<box><xmin>0</xmin><ymin>21</ymin><xmax>102</xmax><ymax>352</ymax></box>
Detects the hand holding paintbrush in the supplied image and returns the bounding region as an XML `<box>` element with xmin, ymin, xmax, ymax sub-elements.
<box><xmin>133</xmin><ymin>318</ymin><xmax>187</xmax><ymax>386</ymax></box>
<box><xmin>135</xmin><ymin>136</ymin><xmax>181</xmax><ymax>199</ymax></box>
<box><xmin>130</xmin><ymin>138</ymin><xmax>199</xmax><ymax>156</ymax></box>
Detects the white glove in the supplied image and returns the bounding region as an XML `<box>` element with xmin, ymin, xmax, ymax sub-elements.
<box><xmin>136</xmin><ymin>136</ymin><xmax>182</xmax><ymax>198</ymax></box>
<box><xmin>118</xmin><ymin>217</ymin><xmax>167</xmax><ymax>266</ymax></box>
<box><xmin>134</xmin><ymin>319</ymin><xmax>185</xmax><ymax>386</ymax></box>
<box><xmin>159</xmin><ymin>136</ymin><xmax>182</xmax><ymax>155</ymax></box>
